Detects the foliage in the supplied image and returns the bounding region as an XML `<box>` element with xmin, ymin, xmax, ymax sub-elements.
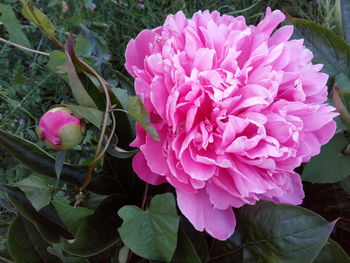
<box><xmin>0</xmin><ymin>0</ymin><xmax>349</xmax><ymax>262</ymax></box>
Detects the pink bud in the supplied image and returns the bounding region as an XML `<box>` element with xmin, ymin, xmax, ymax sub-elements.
<box><xmin>38</xmin><ymin>107</ymin><xmax>85</xmax><ymax>150</ymax></box>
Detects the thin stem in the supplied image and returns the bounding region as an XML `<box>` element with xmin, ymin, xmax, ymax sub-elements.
<box><xmin>77</xmin><ymin>58</ymin><xmax>115</xmax><ymax>192</ymax></box>
<box><xmin>49</xmin><ymin>36</ymin><xmax>64</xmax><ymax>49</ymax></box>
<box><xmin>141</xmin><ymin>184</ymin><xmax>149</xmax><ymax>210</ymax></box>
<box><xmin>0</xmin><ymin>37</ymin><xmax>50</xmax><ymax>56</ymax></box>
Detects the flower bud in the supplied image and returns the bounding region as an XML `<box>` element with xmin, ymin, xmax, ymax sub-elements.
<box><xmin>37</xmin><ymin>107</ymin><xmax>85</xmax><ymax>150</ymax></box>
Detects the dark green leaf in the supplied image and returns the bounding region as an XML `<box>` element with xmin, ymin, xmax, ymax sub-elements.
<box><xmin>47</xmin><ymin>50</ymin><xmax>67</xmax><ymax>74</ymax></box>
<box><xmin>66</xmin><ymin>104</ymin><xmax>105</xmax><ymax>128</ymax></box>
<box><xmin>303</xmin><ymin>133</ymin><xmax>350</xmax><ymax>183</ymax></box>
<box><xmin>0</xmin><ymin>4</ymin><xmax>32</xmax><ymax>50</ymax></box>
<box><xmin>64</xmin><ymin>37</ymin><xmax>97</xmax><ymax>108</ymax></box>
<box><xmin>118</xmin><ymin>193</ymin><xmax>179</xmax><ymax>262</ymax></box>
<box><xmin>0</xmin><ymin>128</ymin><xmax>120</xmax><ymax>194</ymax></box>
<box><xmin>107</xmin><ymin>145</ymin><xmax>138</xmax><ymax>159</ymax></box>
<box><xmin>335</xmin><ymin>0</ymin><xmax>350</xmax><ymax>44</ymax></box>
<box><xmin>115</xmin><ymin>71</ymin><xmax>135</xmax><ymax>95</ymax></box>
<box><xmin>0</xmin><ymin>185</ymin><xmax>73</xmax><ymax>244</ymax></box>
<box><xmin>52</xmin><ymin>198</ymin><xmax>94</xmax><ymax>233</ymax></box>
<box><xmin>112</xmin><ymin>87</ymin><xmax>128</xmax><ymax>110</ymax></box>
<box><xmin>291</xmin><ymin>18</ymin><xmax>350</xmax><ymax>76</ymax></box>
<box><xmin>13</xmin><ymin>174</ymin><xmax>51</xmax><ymax>211</ymax></box>
<box><xmin>8</xmin><ymin>215</ymin><xmax>61</xmax><ymax>263</ymax></box>
<box><xmin>210</xmin><ymin>201</ymin><xmax>335</xmax><ymax>263</ymax></box>
<box><xmin>55</xmin><ymin>151</ymin><xmax>67</xmax><ymax>180</ymax></box>
<box><xmin>341</xmin><ymin>175</ymin><xmax>350</xmax><ymax>194</ymax></box>
<box><xmin>170</xmin><ymin>227</ymin><xmax>201</xmax><ymax>263</ymax></box>
<box><xmin>48</xmin><ymin>243</ymin><xmax>88</xmax><ymax>263</ymax></box>
<box><xmin>80</xmin><ymin>24</ymin><xmax>111</xmax><ymax>68</ymax></box>
<box><xmin>63</xmin><ymin>194</ymin><xmax>128</xmax><ymax>257</ymax></box>
<box><xmin>112</xmin><ymin>87</ymin><xmax>159</xmax><ymax>141</ymax></box>
<box><xmin>313</xmin><ymin>239</ymin><xmax>350</xmax><ymax>263</ymax></box>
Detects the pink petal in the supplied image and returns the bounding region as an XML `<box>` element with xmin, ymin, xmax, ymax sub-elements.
<box><xmin>132</xmin><ymin>151</ymin><xmax>166</xmax><ymax>185</ymax></box>
<box><xmin>176</xmin><ymin>189</ymin><xmax>236</xmax><ymax>240</ymax></box>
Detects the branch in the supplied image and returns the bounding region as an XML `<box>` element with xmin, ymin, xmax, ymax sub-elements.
<box><xmin>0</xmin><ymin>37</ymin><xmax>50</xmax><ymax>56</ymax></box>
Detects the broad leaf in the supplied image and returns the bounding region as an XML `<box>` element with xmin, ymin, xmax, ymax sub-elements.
<box><xmin>341</xmin><ymin>175</ymin><xmax>350</xmax><ymax>194</ymax></box>
<box><xmin>0</xmin><ymin>185</ymin><xmax>73</xmax><ymax>244</ymax></box>
<box><xmin>210</xmin><ymin>201</ymin><xmax>335</xmax><ymax>263</ymax></box>
<box><xmin>47</xmin><ymin>50</ymin><xmax>67</xmax><ymax>74</ymax></box>
<box><xmin>20</xmin><ymin>0</ymin><xmax>56</xmax><ymax>37</ymax></box>
<box><xmin>48</xmin><ymin>243</ymin><xmax>88</xmax><ymax>263</ymax></box>
<box><xmin>55</xmin><ymin>150</ymin><xmax>67</xmax><ymax>180</ymax></box>
<box><xmin>13</xmin><ymin>174</ymin><xmax>51</xmax><ymax>211</ymax></box>
<box><xmin>112</xmin><ymin>87</ymin><xmax>159</xmax><ymax>141</ymax></box>
<box><xmin>313</xmin><ymin>239</ymin><xmax>350</xmax><ymax>263</ymax></box>
<box><xmin>75</xmin><ymin>35</ymin><xmax>92</xmax><ymax>58</ymax></box>
<box><xmin>291</xmin><ymin>18</ymin><xmax>350</xmax><ymax>76</ymax></box>
<box><xmin>170</xmin><ymin>227</ymin><xmax>201</xmax><ymax>263</ymax></box>
<box><xmin>107</xmin><ymin>145</ymin><xmax>138</xmax><ymax>159</ymax></box>
<box><xmin>52</xmin><ymin>198</ymin><xmax>94</xmax><ymax>233</ymax></box>
<box><xmin>118</xmin><ymin>193</ymin><xmax>179</xmax><ymax>262</ymax></box>
<box><xmin>335</xmin><ymin>0</ymin><xmax>350</xmax><ymax>44</ymax></box>
<box><xmin>303</xmin><ymin>133</ymin><xmax>350</xmax><ymax>183</ymax></box>
<box><xmin>64</xmin><ymin>37</ymin><xmax>97</xmax><ymax>108</ymax></box>
<box><xmin>8</xmin><ymin>215</ymin><xmax>61</xmax><ymax>263</ymax></box>
<box><xmin>334</xmin><ymin>74</ymin><xmax>350</xmax><ymax>129</ymax></box>
<box><xmin>0</xmin><ymin>128</ymin><xmax>120</xmax><ymax>194</ymax></box>
<box><xmin>0</xmin><ymin>4</ymin><xmax>32</xmax><ymax>50</ymax></box>
<box><xmin>63</xmin><ymin>194</ymin><xmax>128</xmax><ymax>257</ymax></box>
<box><xmin>66</xmin><ymin>104</ymin><xmax>105</xmax><ymax>128</ymax></box>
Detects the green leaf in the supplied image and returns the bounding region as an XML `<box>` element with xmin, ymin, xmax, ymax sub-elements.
<box><xmin>336</xmin><ymin>73</ymin><xmax>350</xmax><ymax>92</ymax></box>
<box><xmin>341</xmin><ymin>175</ymin><xmax>350</xmax><ymax>194</ymax></box>
<box><xmin>13</xmin><ymin>174</ymin><xmax>51</xmax><ymax>211</ymax></box>
<box><xmin>0</xmin><ymin>128</ymin><xmax>120</xmax><ymax>195</ymax></box>
<box><xmin>63</xmin><ymin>194</ymin><xmax>128</xmax><ymax>257</ymax></box>
<box><xmin>335</xmin><ymin>0</ymin><xmax>350</xmax><ymax>43</ymax></box>
<box><xmin>0</xmin><ymin>185</ymin><xmax>73</xmax><ymax>244</ymax></box>
<box><xmin>333</xmin><ymin>84</ymin><xmax>350</xmax><ymax>129</ymax></box>
<box><xmin>118</xmin><ymin>193</ymin><xmax>179</xmax><ymax>262</ymax></box>
<box><xmin>303</xmin><ymin>133</ymin><xmax>350</xmax><ymax>183</ymax></box>
<box><xmin>66</xmin><ymin>104</ymin><xmax>105</xmax><ymax>128</ymax></box>
<box><xmin>20</xmin><ymin>0</ymin><xmax>56</xmax><ymax>37</ymax></box>
<box><xmin>107</xmin><ymin>145</ymin><xmax>138</xmax><ymax>159</ymax></box>
<box><xmin>8</xmin><ymin>215</ymin><xmax>61</xmax><ymax>263</ymax></box>
<box><xmin>0</xmin><ymin>4</ymin><xmax>32</xmax><ymax>51</ymax></box>
<box><xmin>291</xmin><ymin>18</ymin><xmax>350</xmax><ymax>76</ymax></box>
<box><xmin>47</xmin><ymin>50</ymin><xmax>67</xmax><ymax>74</ymax></box>
<box><xmin>170</xmin><ymin>227</ymin><xmax>201</xmax><ymax>263</ymax></box>
<box><xmin>75</xmin><ymin>35</ymin><xmax>92</xmax><ymax>57</ymax></box>
<box><xmin>55</xmin><ymin>151</ymin><xmax>67</xmax><ymax>180</ymax></box>
<box><xmin>64</xmin><ymin>37</ymin><xmax>97</xmax><ymax>108</ymax></box>
<box><xmin>48</xmin><ymin>243</ymin><xmax>88</xmax><ymax>263</ymax></box>
<box><xmin>52</xmin><ymin>198</ymin><xmax>94</xmax><ymax>233</ymax></box>
<box><xmin>210</xmin><ymin>201</ymin><xmax>335</xmax><ymax>263</ymax></box>
<box><xmin>313</xmin><ymin>239</ymin><xmax>350</xmax><ymax>263</ymax></box>
<box><xmin>112</xmin><ymin>87</ymin><xmax>159</xmax><ymax>141</ymax></box>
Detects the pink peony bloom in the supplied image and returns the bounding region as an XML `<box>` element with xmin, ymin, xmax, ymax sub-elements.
<box><xmin>125</xmin><ymin>8</ymin><xmax>337</xmax><ymax>240</ymax></box>
<box><xmin>38</xmin><ymin>107</ymin><xmax>85</xmax><ymax>150</ymax></box>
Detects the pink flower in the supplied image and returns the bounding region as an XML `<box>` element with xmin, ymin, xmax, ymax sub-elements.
<box><xmin>38</xmin><ymin>107</ymin><xmax>85</xmax><ymax>150</ymax></box>
<box><xmin>125</xmin><ymin>8</ymin><xmax>337</xmax><ymax>240</ymax></box>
